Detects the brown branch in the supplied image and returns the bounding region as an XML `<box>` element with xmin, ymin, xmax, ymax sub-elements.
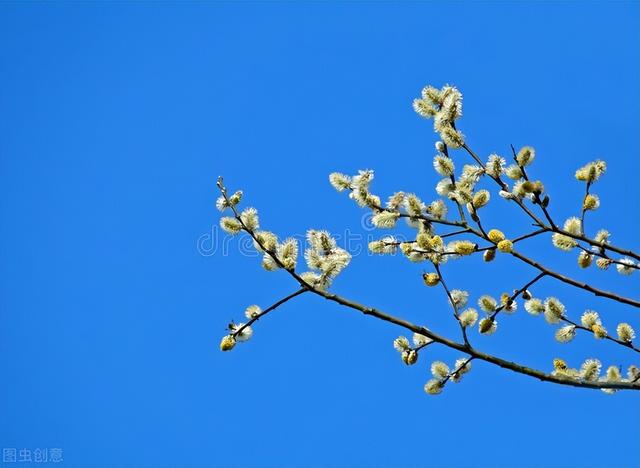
<box><xmin>441</xmin><ymin>356</ymin><xmax>474</xmax><ymax>385</ymax></box>
<box><xmin>511</xmin><ymin>143</ymin><xmax>558</xmax><ymax>230</ymax></box>
<box><xmin>382</xmin><ymin>205</ymin><xmax>639</xmax><ymax>308</ymax></box>
<box><xmin>231</xmin><ymin>288</ymin><xmax>307</xmax><ymax>338</ymax></box>
<box><xmin>560</xmin><ymin>316</ymin><xmax>640</xmax><ymax>354</ymax></box>
<box><xmin>461</xmin><ymin>142</ymin><xmax>640</xmax><ymax>262</ymax></box>
<box><xmin>217</xmin><ymin>178</ymin><xmax>640</xmax><ymax>391</ymax></box>
<box><xmin>401</xmin><ymin>208</ymin><xmax>640</xmax><ymax>308</ymax></box>
<box><xmin>510</xmin><ymin>250</ymin><xmax>640</xmax><ymax>308</ymax></box>
<box><xmin>511</xmin><ymin>228</ymin><xmax>547</xmax><ymax>244</ymax></box>
<box><xmin>489</xmin><ymin>272</ymin><xmax>547</xmax><ymax>321</ymax></box>
<box><xmin>433</xmin><ymin>262</ymin><xmax>470</xmax><ymax>346</ymax></box>
<box><xmin>313</xmin><ymin>288</ymin><xmax>639</xmax><ymax>391</ymax></box>
<box><xmin>576</xmin><ymin>244</ymin><xmax>640</xmax><ymax>270</ymax></box>
<box><xmin>579</xmin><ymin>180</ymin><xmax>592</xmax><ymax>234</ymax></box>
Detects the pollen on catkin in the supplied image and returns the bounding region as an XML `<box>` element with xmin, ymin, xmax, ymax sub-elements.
<box><xmin>452</xmin><ymin>240</ymin><xmax>477</xmax><ymax>255</ymax></box>
<box><xmin>553</xmin><ymin>358</ymin><xmax>567</xmax><ymax>371</ymax></box>
<box><xmin>431</xmin><ymin>361</ymin><xmax>450</xmax><ymax>379</ymax></box>
<box><xmin>424</xmin><ymin>379</ymin><xmax>444</xmax><ymax>395</ymax></box>
<box><xmin>505</xmin><ymin>164</ymin><xmax>523</xmax><ymax>180</ymax></box>
<box><xmin>451</xmin><ymin>358</ymin><xmax>472</xmax><ymax>381</ymax></box>
<box><xmin>478</xmin><ymin>295</ymin><xmax>497</xmax><ymax>313</ymax></box>
<box><xmin>328</xmin><ymin>172</ymin><xmax>352</xmax><ymax>192</ymax></box>
<box><xmin>497</xmin><ymin>240</ymin><xmax>513</xmax><ymax>253</ymax></box>
<box><xmin>552</xmin><ymin>233</ymin><xmax>577</xmax><ymax>251</ymax></box>
<box><xmin>591</xmin><ymin>324</ymin><xmax>608</xmax><ymax>339</ymax></box>
<box><xmin>581</xmin><ymin>310</ymin><xmax>601</xmax><ymax>329</ymax></box>
<box><xmin>401</xmin><ymin>349</ymin><xmax>418</xmax><ymax>366</ymax></box>
<box><xmin>413</xmin><ymin>98</ymin><xmax>437</xmax><ymax>118</ymax></box>
<box><xmin>220</xmin><ymin>217</ymin><xmax>243</xmax><ymax>235</ymax></box>
<box><xmin>516</xmin><ymin>146</ymin><xmax>535</xmax><ymax>166</ymax></box>
<box><xmin>426</xmin><ymin>199</ymin><xmax>447</xmax><ymax>220</ymax></box>
<box><xmin>393</xmin><ymin>336</ymin><xmax>410</xmax><ymax>352</ymax></box>
<box><xmin>440</xmin><ymin>126</ymin><xmax>465</xmax><ymax>148</ymax></box>
<box><xmin>245</xmin><ymin>305</ymin><xmax>262</xmax><ymax>319</ymax></box>
<box><xmin>215</xmin><ymin>195</ymin><xmax>229</xmax><ymax>212</ymax></box>
<box><xmin>583</xmin><ymin>194</ymin><xmax>600</xmax><ymax>211</ymax></box>
<box><xmin>616</xmin><ymin>258</ymin><xmax>635</xmax><ymax>275</ymax></box>
<box><xmin>413</xmin><ymin>333</ymin><xmax>432</xmax><ymax>347</ymax></box>
<box><xmin>575</xmin><ymin>160</ymin><xmax>606</xmax><ymax>183</ymax></box>
<box><xmin>254</xmin><ymin>230</ymin><xmax>278</xmax><ymax>252</ymax></box>
<box><xmin>628</xmin><ymin>365</ymin><xmax>640</xmax><ymax>381</ymax></box>
<box><xmin>616</xmin><ymin>323</ymin><xmax>635</xmax><ymax>342</ymax></box>
<box><xmin>487</xmin><ymin>229</ymin><xmax>505</xmax><ymax>243</ymax></box>
<box><xmin>563</xmin><ymin>217</ymin><xmax>582</xmax><ymax>235</ymax></box>
<box><xmin>371</xmin><ymin>210</ymin><xmax>400</xmax><ymax>228</ymax></box>
<box><xmin>404</xmin><ymin>193</ymin><xmax>424</xmax><ymax>216</ymax></box>
<box><xmin>276</xmin><ymin>238</ymin><xmax>299</xmax><ymax>270</ymax></box>
<box><xmin>386</xmin><ymin>192</ymin><xmax>405</xmax><ymax>210</ymax></box>
<box><xmin>369</xmin><ymin>236</ymin><xmax>397</xmax><ymax>255</ymax></box>
<box><xmin>484</xmin><ymin>154</ymin><xmax>504</xmax><ymax>177</ymax></box>
<box><xmin>594</xmin><ymin>229</ymin><xmax>610</xmax><ymax>244</ymax></box>
<box><xmin>423</xmin><ymin>272</ymin><xmax>440</xmax><ymax>286</ymax></box>
<box><xmin>433</xmin><ymin>155</ymin><xmax>455</xmax><ymax>176</ymax></box>
<box><xmin>580</xmin><ymin>359</ymin><xmax>601</xmax><ymax>381</ymax></box>
<box><xmin>459</xmin><ymin>308</ymin><xmax>478</xmax><ymax>327</ymax></box>
<box><xmin>543</xmin><ymin>297</ymin><xmax>565</xmax><ymax>324</ymax></box>
<box><xmin>524</xmin><ymin>298</ymin><xmax>544</xmax><ymax>315</ymax></box>
<box><xmin>220</xmin><ymin>335</ymin><xmax>236</xmax><ymax>352</ymax></box>
<box><xmin>240</xmin><ymin>207</ymin><xmax>260</xmax><ymax>231</ymax></box>
<box><xmin>472</xmin><ymin>190</ymin><xmax>490</xmax><ymax>208</ymax></box>
<box><xmin>483</xmin><ymin>249</ymin><xmax>496</xmax><ymax>262</ymax></box>
<box><xmin>577</xmin><ymin>251</ymin><xmax>592</xmax><ymax>268</ymax></box>
<box><xmin>450</xmin><ymin>290</ymin><xmax>469</xmax><ymax>308</ymax></box>
<box><xmin>555</xmin><ymin>325</ymin><xmax>576</xmax><ymax>343</ymax></box>
<box><xmin>478</xmin><ymin>317</ymin><xmax>497</xmax><ymax>335</ymax></box>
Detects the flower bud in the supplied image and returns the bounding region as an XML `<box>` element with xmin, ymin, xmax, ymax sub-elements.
<box><xmin>616</xmin><ymin>323</ymin><xmax>635</xmax><ymax>342</ymax></box>
<box><xmin>424</xmin><ymin>379</ymin><xmax>444</xmax><ymax>395</ymax></box>
<box><xmin>577</xmin><ymin>251</ymin><xmax>592</xmax><ymax>268</ymax></box>
<box><xmin>483</xmin><ymin>249</ymin><xmax>496</xmax><ymax>262</ymax></box>
<box><xmin>487</xmin><ymin>229</ymin><xmax>505</xmax><ymax>243</ymax></box>
<box><xmin>401</xmin><ymin>349</ymin><xmax>418</xmax><ymax>365</ymax></box>
<box><xmin>479</xmin><ymin>318</ymin><xmax>497</xmax><ymax>335</ymax></box>
<box><xmin>228</xmin><ymin>190</ymin><xmax>243</xmax><ymax>206</ymax></box>
<box><xmin>423</xmin><ymin>272</ymin><xmax>440</xmax><ymax>286</ymax></box>
<box><xmin>497</xmin><ymin>240</ymin><xmax>513</xmax><ymax>253</ymax></box>
<box><xmin>553</xmin><ymin>358</ymin><xmax>567</xmax><ymax>371</ymax></box>
<box><xmin>220</xmin><ymin>335</ymin><xmax>236</xmax><ymax>352</ymax></box>
<box><xmin>472</xmin><ymin>190</ymin><xmax>490</xmax><ymax>208</ymax></box>
<box><xmin>583</xmin><ymin>194</ymin><xmax>600</xmax><ymax>211</ymax></box>
<box><xmin>220</xmin><ymin>217</ymin><xmax>243</xmax><ymax>235</ymax></box>
<box><xmin>591</xmin><ymin>324</ymin><xmax>607</xmax><ymax>339</ymax></box>
<box><xmin>452</xmin><ymin>241</ymin><xmax>477</xmax><ymax>256</ymax></box>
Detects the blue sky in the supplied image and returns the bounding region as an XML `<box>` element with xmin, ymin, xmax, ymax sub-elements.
<box><xmin>1</xmin><ymin>2</ymin><xmax>639</xmax><ymax>467</ymax></box>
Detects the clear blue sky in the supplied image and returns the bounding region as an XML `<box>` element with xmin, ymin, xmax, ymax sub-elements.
<box><xmin>1</xmin><ymin>2</ymin><xmax>639</xmax><ymax>467</ymax></box>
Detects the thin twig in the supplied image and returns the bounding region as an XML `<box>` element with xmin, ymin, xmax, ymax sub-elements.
<box><xmin>489</xmin><ymin>272</ymin><xmax>547</xmax><ymax>321</ymax></box>
<box><xmin>434</xmin><ymin>262</ymin><xmax>470</xmax><ymax>346</ymax></box>
<box><xmin>560</xmin><ymin>316</ymin><xmax>640</xmax><ymax>354</ymax></box>
<box><xmin>231</xmin><ymin>288</ymin><xmax>307</xmax><ymax>337</ymax></box>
